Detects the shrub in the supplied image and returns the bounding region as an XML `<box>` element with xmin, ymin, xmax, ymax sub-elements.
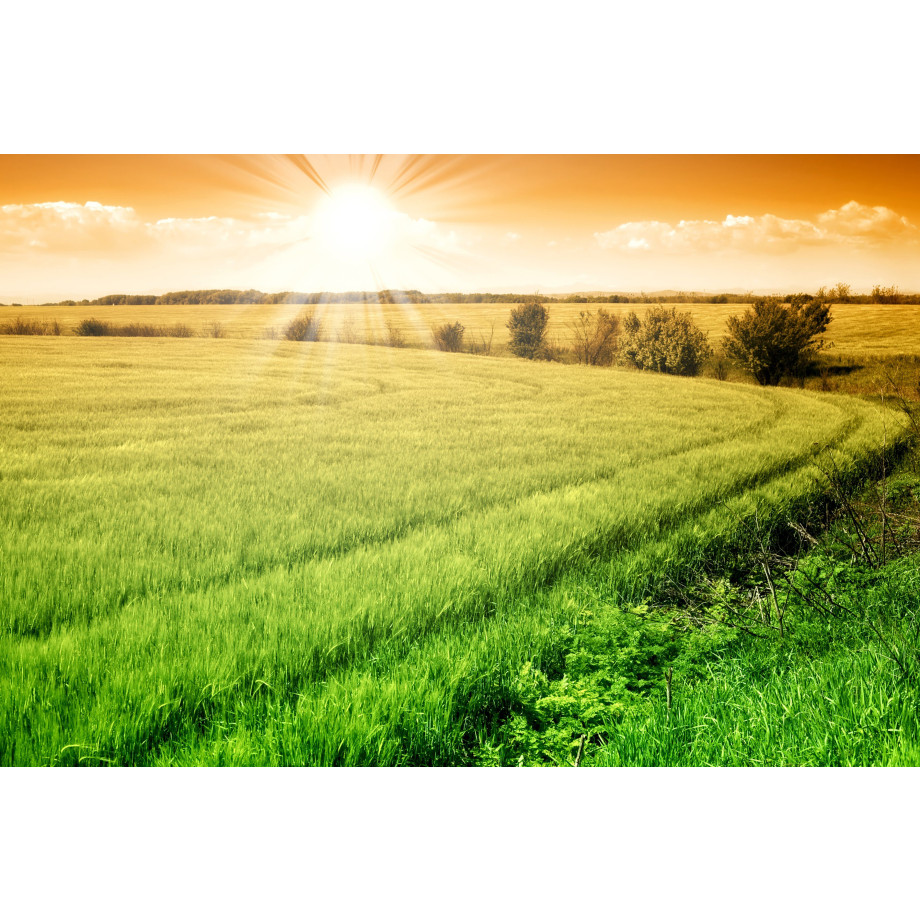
<box><xmin>337</xmin><ymin>316</ymin><xmax>361</xmax><ymax>345</ymax></box>
<box><xmin>118</xmin><ymin>323</ymin><xmax>159</xmax><ymax>336</ymax></box>
<box><xmin>621</xmin><ymin>306</ymin><xmax>712</xmax><ymax>376</ymax></box>
<box><xmin>0</xmin><ymin>317</ymin><xmax>61</xmax><ymax>335</ymax></box>
<box><xmin>384</xmin><ymin>319</ymin><xmax>407</xmax><ymax>348</ymax></box>
<box><xmin>432</xmin><ymin>321</ymin><xmax>465</xmax><ymax>353</ymax></box>
<box><xmin>283</xmin><ymin>310</ymin><xmax>324</xmax><ymax>342</ymax></box>
<box><xmin>507</xmin><ymin>302</ymin><xmax>549</xmax><ymax>359</ymax></box>
<box><xmin>205</xmin><ymin>321</ymin><xmax>227</xmax><ymax>338</ymax></box>
<box><xmin>710</xmin><ymin>358</ymin><xmax>729</xmax><ymax>382</ymax></box>
<box><xmin>467</xmin><ymin>324</ymin><xmax>495</xmax><ymax>356</ymax></box>
<box><xmin>536</xmin><ymin>339</ymin><xmax>570</xmax><ymax>363</ymax></box>
<box><xmin>722</xmin><ymin>297</ymin><xmax>831</xmax><ymax>386</ymax></box>
<box><xmin>871</xmin><ymin>285</ymin><xmax>902</xmax><ymax>305</ymax></box>
<box><xmin>76</xmin><ymin>318</ymin><xmax>113</xmax><ymax>336</ymax></box>
<box><xmin>76</xmin><ymin>319</ymin><xmax>197</xmax><ymax>338</ymax></box>
<box><xmin>569</xmin><ymin>308</ymin><xmax>620</xmax><ymax>366</ymax></box>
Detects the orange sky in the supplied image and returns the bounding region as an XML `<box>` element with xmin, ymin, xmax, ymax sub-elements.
<box><xmin>2</xmin><ymin>155</ymin><xmax>918</xmax><ymax>301</ymax></box>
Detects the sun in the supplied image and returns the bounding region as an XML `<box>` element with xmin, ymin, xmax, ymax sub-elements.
<box><xmin>312</xmin><ymin>184</ymin><xmax>396</xmax><ymax>261</ymax></box>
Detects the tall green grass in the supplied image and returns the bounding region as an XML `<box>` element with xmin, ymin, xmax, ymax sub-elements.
<box><xmin>0</xmin><ymin>337</ymin><xmax>904</xmax><ymax>765</ymax></box>
<box><xmin>594</xmin><ymin>555</ymin><xmax>920</xmax><ymax>767</ymax></box>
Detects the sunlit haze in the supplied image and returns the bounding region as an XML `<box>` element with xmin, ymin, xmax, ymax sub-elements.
<box><xmin>1</xmin><ymin>154</ymin><xmax>919</xmax><ymax>302</ymax></box>
<box><xmin>313</xmin><ymin>185</ymin><xmax>398</xmax><ymax>260</ymax></box>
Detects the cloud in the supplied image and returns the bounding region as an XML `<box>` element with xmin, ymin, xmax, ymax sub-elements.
<box><xmin>816</xmin><ymin>200</ymin><xmax>915</xmax><ymax>241</ymax></box>
<box><xmin>0</xmin><ymin>200</ymin><xmax>294</xmax><ymax>255</ymax></box>
<box><xmin>0</xmin><ymin>201</ymin><xmax>142</xmax><ymax>252</ymax></box>
<box><xmin>151</xmin><ymin>213</ymin><xmax>312</xmax><ymax>255</ymax></box>
<box><xmin>594</xmin><ymin>201</ymin><xmax>917</xmax><ymax>254</ymax></box>
<box><xmin>0</xmin><ymin>200</ymin><xmax>462</xmax><ymax>261</ymax></box>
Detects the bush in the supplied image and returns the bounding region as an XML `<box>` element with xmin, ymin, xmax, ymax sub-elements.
<box><xmin>0</xmin><ymin>316</ymin><xmax>61</xmax><ymax>335</ymax></box>
<box><xmin>621</xmin><ymin>306</ymin><xmax>712</xmax><ymax>376</ymax></box>
<box><xmin>872</xmin><ymin>285</ymin><xmax>903</xmax><ymax>305</ymax></box>
<box><xmin>507</xmin><ymin>302</ymin><xmax>549</xmax><ymax>359</ymax></box>
<box><xmin>384</xmin><ymin>319</ymin><xmax>407</xmax><ymax>348</ymax></box>
<box><xmin>432</xmin><ymin>321</ymin><xmax>465</xmax><ymax>353</ymax></box>
<box><xmin>569</xmin><ymin>308</ymin><xmax>620</xmax><ymax>366</ymax></box>
<box><xmin>337</xmin><ymin>316</ymin><xmax>361</xmax><ymax>345</ymax></box>
<box><xmin>723</xmin><ymin>297</ymin><xmax>831</xmax><ymax>386</ymax></box>
<box><xmin>467</xmin><ymin>324</ymin><xmax>495</xmax><ymax>356</ymax></box>
<box><xmin>205</xmin><ymin>321</ymin><xmax>227</xmax><ymax>338</ymax></box>
<box><xmin>536</xmin><ymin>339</ymin><xmax>570</xmax><ymax>363</ymax></box>
<box><xmin>76</xmin><ymin>319</ymin><xmax>197</xmax><ymax>338</ymax></box>
<box><xmin>76</xmin><ymin>318</ymin><xmax>113</xmax><ymax>336</ymax></box>
<box><xmin>710</xmin><ymin>358</ymin><xmax>729</xmax><ymax>382</ymax></box>
<box><xmin>283</xmin><ymin>310</ymin><xmax>324</xmax><ymax>342</ymax></box>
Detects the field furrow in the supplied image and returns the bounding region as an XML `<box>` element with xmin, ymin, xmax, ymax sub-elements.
<box><xmin>0</xmin><ymin>338</ymin><xmax>902</xmax><ymax>765</ymax></box>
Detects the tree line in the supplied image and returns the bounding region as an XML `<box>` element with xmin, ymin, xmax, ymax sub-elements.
<box><xmin>39</xmin><ymin>283</ymin><xmax>919</xmax><ymax>308</ymax></box>
<box><xmin>46</xmin><ymin>289</ymin><xmax>558</xmax><ymax>307</ymax></box>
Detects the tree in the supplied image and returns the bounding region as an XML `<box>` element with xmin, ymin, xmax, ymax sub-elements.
<box><xmin>507</xmin><ymin>302</ymin><xmax>549</xmax><ymax>359</ymax></box>
<box><xmin>871</xmin><ymin>284</ymin><xmax>901</xmax><ymax>304</ymax></box>
<box><xmin>788</xmin><ymin>293</ymin><xmax>814</xmax><ymax>309</ymax></box>
<box><xmin>569</xmin><ymin>308</ymin><xmax>620</xmax><ymax>366</ymax></box>
<box><xmin>621</xmin><ymin>305</ymin><xmax>712</xmax><ymax>376</ymax></box>
<box><xmin>831</xmin><ymin>282</ymin><xmax>851</xmax><ymax>303</ymax></box>
<box><xmin>722</xmin><ymin>297</ymin><xmax>831</xmax><ymax>386</ymax></box>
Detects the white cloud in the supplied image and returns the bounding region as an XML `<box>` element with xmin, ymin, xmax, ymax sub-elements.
<box><xmin>816</xmin><ymin>200</ymin><xmax>915</xmax><ymax>241</ymax></box>
<box><xmin>595</xmin><ymin>201</ymin><xmax>917</xmax><ymax>254</ymax></box>
<box><xmin>0</xmin><ymin>199</ymin><xmax>462</xmax><ymax>260</ymax></box>
<box><xmin>0</xmin><ymin>201</ymin><xmax>141</xmax><ymax>252</ymax></box>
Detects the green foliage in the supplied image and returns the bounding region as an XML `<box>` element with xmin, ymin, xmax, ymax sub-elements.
<box><xmin>432</xmin><ymin>321</ymin><xmax>465</xmax><ymax>353</ymax></box>
<box><xmin>475</xmin><ymin>603</ymin><xmax>687</xmax><ymax>765</ymax></box>
<box><xmin>506</xmin><ymin>302</ymin><xmax>549</xmax><ymax>359</ymax></box>
<box><xmin>621</xmin><ymin>305</ymin><xmax>712</xmax><ymax>376</ymax></box>
<box><xmin>723</xmin><ymin>297</ymin><xmax>832</xmax><ymax>385</ymax></box>
<box><xmin>593</xmin><ymin>548</ymin><xmax>920</xmax><ymax>766</ymax></box>
<box><xmin>489</xmin><ymin>458</ymin><xmax>920</xmax><ymax>768</ymax></box>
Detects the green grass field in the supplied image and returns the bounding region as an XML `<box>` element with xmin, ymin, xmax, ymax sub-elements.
<box><xmin>1</xmin><ymin>334</ymin><xmax>909</xmax><ymax>765</ymax></box>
